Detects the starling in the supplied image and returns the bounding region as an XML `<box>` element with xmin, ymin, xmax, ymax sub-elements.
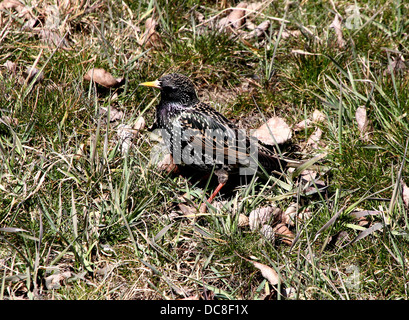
<box><xmin>140</xmin><ymin>73</ymin><xmax>288</xmax><ymax>211</ymax></box>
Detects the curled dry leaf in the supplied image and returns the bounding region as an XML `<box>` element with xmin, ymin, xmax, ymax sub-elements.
<box><xmin>281</xmin><ymin>29</ymin><xmax>302</xmax><ymax>39</ymax></box>
<box><xmin>312</xmin><ymin>109</ymin><xmax>326</xmax><ymax>123</ymax></box>
<box><xmin>329</xmin><ymin>13</ymin><xmax>346</xmax><ymax>49</ymax></box>
<box><xmin>133</xmin><ymin>116</ymin><xmax>146</xmax><ymax>131</ymax></box>
<box><xmin>249</xmin><ymin>206</ymin><xmax>277</xmax><ymax>231</ymax></box>
<box><xmin>84</xmin><ymin>68</ymin><xmax>124</xmax><ymax>88</ymax></box>
<box><xmin>0</xmin><ymin>116</ymin><xmax>18</xmax><ymax>126</ymax></box>
<box><xmin>252</xmin><ymin>261</ymin><xmax>279</xmax><ymax>286</ymax></box>
<box><xmin>99</xmin><ymin>106</ymin><xmax>124</xmax><ymax>122</ymax></box>
<box><xmin>158</xmin><ymin>153</ymin><xmax>179</xmax><ymax>174</ymax></box>
<box><xmin>260</xmin><ymin>224</ymin><xmax>274</xmax><ymax>241</ymax></box>
<box><xmin>281</xmin><ymin>203</ymin><xmax>298</xmax><ymax>226</ymax></box>
<box><xmin>3</xmin><ymin>60</ymin><xmax>17</xmax><ymax>73</ymax></box>
<box><xmin>238</xmin><ymin>213</ymin><xmax>249</xmax><ymax>227</ymax></box>
<box><xmin>252</xmin><ymin>116</ymin><xmax>292</xmax><ymax>145</ymax></box>
<box><xmin>178</xmin><ymin>203</ymin><xmax>197</xmax><ymax>217</ymax></box>
<box><xmin>306</xmin><ymin>127</ymin><xmax>323</xmax><ymax>149</ymax></box>
<box><xmin>244</xmin><ymin>20</ymin><xmax>270</xmax><ymax>39</ymax></box>
<box><xmin>218</xmin><ymin>2</ymin><xmax>248</xmax><ymax>31</ymax></box>
<box><xmin>293</xmin><ymin>119</ymin><xmax>312</xmax><ymax>131</ymax></box>
<box><xmin>117</xmin><ymin>124</ymin><xmax>136</xmax><ymax>154</ymax></box>
<box><xmin>44</xmin><ymin>271</ymin><xmax>72</xmax><ymax>290</ymax></box>
<box><xmin>273</xmin><ymin>223</ymin><xmax>294</xmax><ymax>245</ymax></box>
<box><xmin>355</xmin><ymin>106</ymin><xmax>370</xmax><ymax>141</ymax></box>
<box><xmin>139</xmin><ymin>17</ymin><xmax>163</xmax><ymax>49</ymax></box>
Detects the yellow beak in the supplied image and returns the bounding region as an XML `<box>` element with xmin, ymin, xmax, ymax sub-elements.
<box><xmin>139</xmin><ymin>79</ymin><xmax>161</xmax><ymax>88</ymax></box>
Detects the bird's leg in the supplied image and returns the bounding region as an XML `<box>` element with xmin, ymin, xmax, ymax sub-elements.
<box><xmin>199</xmin><ymin>169</ymin><xmax>228</xmax><ymax>213</ymax></box>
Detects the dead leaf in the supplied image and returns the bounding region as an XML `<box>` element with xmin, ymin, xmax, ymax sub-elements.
<box><xmin>218</xmin><ymin>2</ymin><xmax>248</xmax><ymax>31</ymax></box>
<box><xmin>158</xmin><ymin>153</ymin><xmax>179</xmax><ymax>174</ymax></box>
<box><xmin>260</xmin><ymin>224</ymin><xmax>274</xmax><ymax>241</ymax></box>
<box><xmin>281</xmin><ymin>29</ymin><xmax>302</xmax><ymax>39</ymax></box>
<box><xmin>252</xmin><ymin>116</ymin><xmax>292</xmax><ymax>145</ymax></box>
<box><xmin>306</xmin><ymin>127</ymin><xmax>322</xmax><ymax>149</ymax></box>
<box><xmin>249</xmin><ymin>206</ymin><xmax>277</xmax><ymax>231</ymax></box>
<box><xmin>0</xmin><ymin>0</ymin><xmax>31</xmax><ymax>20</ymax></box>
<box><xmin>0</xmin><ymin>115</ymin><xmax>18</xmax><ymax>126</ymax></box>
<box><xmin>293</xmin><ymin>119</ymin><xmax>312</xmax><ymax>131</ymax></box>
<box><xmin>355</xmin><ymin>106</ymin><xmax>370</xmax><ymax>141</ymax></box>
<box><xmin>273</xmin><ymin>223</ymin><xmax>294</xmax><ymax>245</ymax></box>
<box><xmin>384</xmin><ymin>54</ymin><xmax>407</xmax><ymax>75</ymax></box>
<box><xmin>99</xmin><ymin>106</ymin><xmax>124</xmax><ymax>122</ymax></box>
<box><xmin>312</xmin><ymin>109</ymin><xmax>326</xmax><ymax>123</ymax></box>
<box><xmin>22</xmin><ymin>66</ymin><xmax>44</xmax><ymax>85</ymax></box>
<box><xmin>44</xmin><ymin>271</ymin><xmax>72</xmax><ymax>290</ymax></box>
<box><xmin>252</xmin><ymin>261</ymin><xmax>280</xmax><ymax>286</ymax></box>
<box><xmin>244</xmin><ymin>20</ymin><xmax>270</xmax><ymax>39</ymax></box>
<box><xmin>133</xmin><ymin>116</ymin><xmax>146</xmax><ymax>131</ymax></box>
<box><xmin>238</xmin><ymin>213</ymin><xmax>249</xmax><ymax>227</ymax></box>
<box><xmin>401</xmin><ymin>179</ymin><xmax>409</xmax><ymax>208</ymax></box>
<box><xmin>329</xmin><ymin>14</ymin><xmax>346</xmax><ymax>48</ymax></box>
<box><xmin>178</xmin><ymin>203</ymin><xmax>197</xmax><ymax>217</ymax></box>
<box><xmin>281</xmin><ymin>203</ymin><xmax>298</xmax><ymax>226</ymax></box>
<box><xmin>117</xmin><ymin>124</ymin><xmax>136</xmax><ymax>154</ymax></box>
<box><xmin>84</xmin><ymin>68</ymin><xmax>124</xmax><ymax>88</ymax></box>
<box><xmin>139</xmin><ymin>17</ymin><xmax>163</xmax><ymax>49</ymax></box>
<box><xmin>3</xmin><ymin>60</ymin><xmax>17</xmax><ymax>73</ymax></box>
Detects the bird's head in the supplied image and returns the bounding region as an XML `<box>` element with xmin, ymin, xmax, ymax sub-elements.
<box><xmin>140</xmin><ymin>73</ymin><xmax>199</xmax><ymax>106</ymax></box>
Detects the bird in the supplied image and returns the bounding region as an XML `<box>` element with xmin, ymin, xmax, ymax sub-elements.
<box><xmin>140</xmin><ymin>73</ymin><xmax>289</xmax><ymax>212</ymax></box>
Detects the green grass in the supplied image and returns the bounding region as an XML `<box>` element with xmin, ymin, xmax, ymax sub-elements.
<box><xmin>1</xmin><ymin>0</ymin><xmax>408</xmax><ymax>300</ymax></box>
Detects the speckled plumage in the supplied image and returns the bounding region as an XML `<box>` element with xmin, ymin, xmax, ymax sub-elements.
<box><xmin>140</xmin><ymin>73</ymin><xmax>287</xmax><ymax>208</ymax></box>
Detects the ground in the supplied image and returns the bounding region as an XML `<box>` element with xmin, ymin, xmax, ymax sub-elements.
<box><xmin>0</xmin><ymin>0</ymin><xmax>408</xmax><ymax>300</ymax></box>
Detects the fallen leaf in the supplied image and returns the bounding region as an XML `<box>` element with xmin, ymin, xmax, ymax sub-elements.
<box><xmin>273</xmin><ymin>223</ymin><xmax>294</xmax><ymax>245</ymax></box>
<box><xmin>0</xmin><ymin>0</ymin><xmax>31</xmax><ymax>20</ymax></box>
<box><xmin>249</xmin><ymin>206</ymin><xmax>277</xmax><ymax>231</ymax></box>
<box><xmin>133</xmin><ymin>116</ymin><xmax>146</xmax><ymax>131</ymax></box>
<box><xmin>99</xmin><ymin>106</ymin><xmax>124</xmax><ymax>122</ymax></box>
<box><xmin>293</xmin><ymin>119</ymin><xmax>312</xmax><ymax>131</ymax></box>
<box><xmin>22</xmin><ymin>66</ymin><xmax>44</xmax><ymax>85</ymax></box>
<box><xmin>178</xmin><ymin>203</ymin><xmax>197</xmax><ymax>217</ymax></box>
<box><xmin>260</xmin><ymin>224</ymin><xmax>274</xmax><ymax>241</ymax></box>
<box><xmin>384</xmin><ymin>54</ymin><xmax>407</xmax><ymax>75</ymax></box>
<box><xmin>44</xmin><ymin>271</ymin><xmax>72</xmax><ymax>290</ymax></box>
<box><xmin>306</xmin><ymin>127</ymin><xmax>322</xmax><ymax>149</ymax></box>
<box><xmin>116</xmin><ymin>124</ymin><xmax>136</xmax><ymax>154</ymax></box>
<box><xmin>158</xmin><ymin>153</ymin><xmax>179</xmax><ymax>174</ymax></box>
<box><xmin>218</xmin><ymin>2</ymin><xmax>248</xmax><ymax>31</ymax></box>
<box><xmin>3</xmin><ymin>60</ymin><xmax>17</xmax><ymax>73</ymax></box>
<box><xmin>0</xmin><ymin>116</ymin><xmax>18</xmax><ymax>126</ymax></box>
<box><xmin>329</xmin><ymin>13</ymin><xmax>346</xmax><ymax>48</ymax></box>
<box><xmin>355</xmin><ymin>106</ymin><xmax>370</xmax><ymax>141</ymax></box>
<box><xmin>401</xmin><ymin>180</ymin><xmax>409</xmax><ymax>208</ymax></box>
<box><xmin>300</xmin><ymin>169</ymin><xmax>318</xmax><ymax>182</ymax></box>
<box><xmin>281</xmin><ymin>203</ymin><xmax>298</xmax><ymax>226</ymax></box>
<box><xmin>281</xmin><ymin>29</ymin><xmax>302</xmax><ymax>39</ymax></box>
<box><xmin>252</xmin><ymin>116</ymin><xmax>292</xmax><ymax>145</ymax></box>
<box><xmin>312</xmin><ymin>109</ymin><xmax>326</xmax><ymax>123</ymax></box>
<box><xmin>244</xmin><ymin>20</ymin><xmax>270</xmax><ymax>39</ymax></box>
<box><xmin>238</xmin><ymin>213</ymin><xmax>249</xmax><ymax>227</ymax></box>
<box><xmin>84</xmin><ymin>68</ymin><xmax>124</xmax><ymax>88</ymax></box>
<box><xmin>139</xmin><ymin>17</ymin><xmax>163</xmax><ymax>49</ymax></box>
<box><xmin>252</xmin><ymin>261</ymin><xmax>280</xmax><ymax>285</ymax></box>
